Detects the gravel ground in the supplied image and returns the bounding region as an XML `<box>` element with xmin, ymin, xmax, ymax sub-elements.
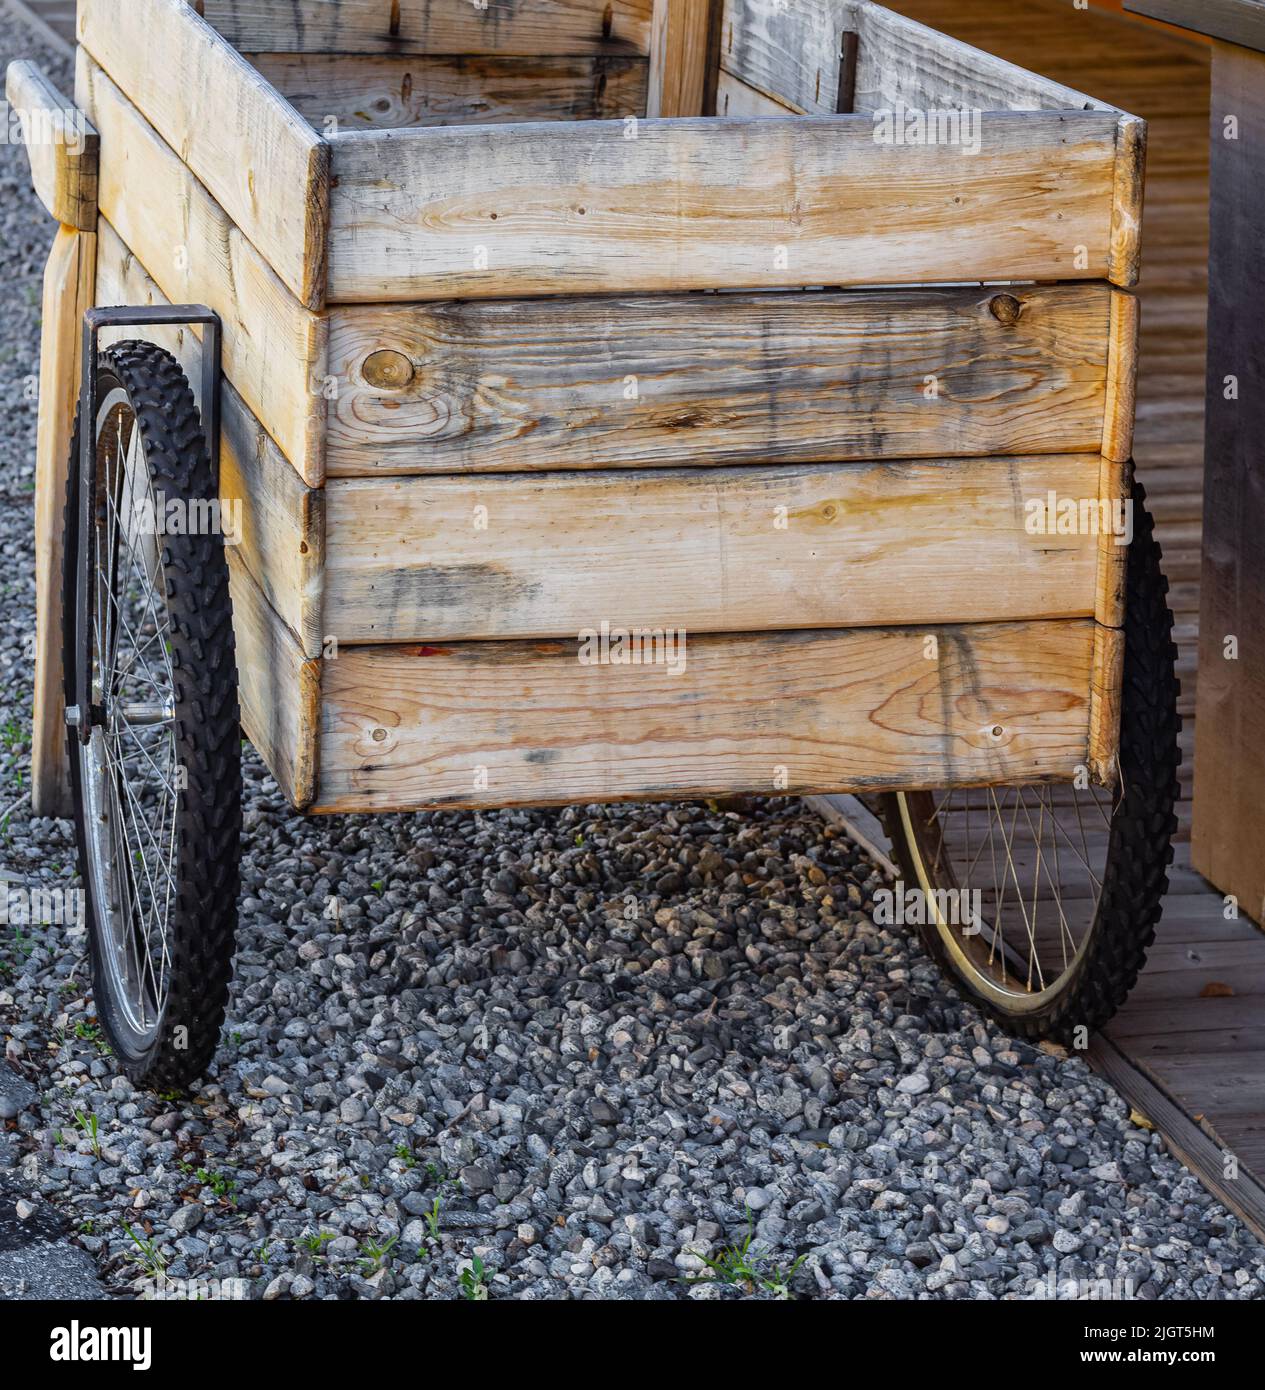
<box><xmin>3</xmin><ymin>4</ymin><xmax>1265</xmax><ymax>1303</ymax></box>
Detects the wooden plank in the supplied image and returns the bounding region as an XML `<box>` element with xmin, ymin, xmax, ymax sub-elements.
<box><xmin>1089</xmin><ymin>1035</ymin><xmax>1265</xmax><ymax>1240</ymax></box>
<box><xmin>4</xmin><ymin>60</ymin><xmax>98</xmax><ymax>230</ymax></box>
<box><xmin>715</xmin><ymin>67</ymin><xmax>802</xmax><ymax>116</ymax></box>
<box><xmin>323</xmin><ymin>454</ymin><xmax>1105</xmax><ymax>643</ymax></box>
<box><xmin>1101</xmin><ymin>289</ymin><xmax>1141</xmax><ymax>464</ymax></box>
<box><xmin>719</xmin><ymin>0</ymin><xmax>1106</xmax><ymax>116</ymax></box>
<box><xmin>78</xmin><ymin>0</ymin><xmax>330</xmax><ymax>310</ymax></box>
<box><xmin>226</xmin><ymin>550</ymin><xmax>320</xmax><ymax>810</ymax></box>
<box><xmin>76</xmin><ymin>55</ymin><xmax>328</xmax><ymax>487</ymax></box>
<box><xmin>314</xmin><ymin>618</ymin><xmax>1098</xmax><ymax>812</ymax></box>
<box><xmin>1126</xmin><ymin>0</ymin><xmax>1265</xmax><ymax>53</ymax></box>
<box><xmin>243</xmin><ymin>53</ymin><xmax>648</xmax><ymax>130</ymax></box>
<box><xmin>201</xmin><ymin>0</ymin><xmax>655</xmax><ymax>56</ymax></box>
<box><xmin>326</xmin><ymin>110</ymin><xmax>1124</xmax><ymax>302</ymax></box>
<box><xmin>326</xmin><ymin>283</ymin><xmax>1120</xmax><ymax>474</ymax></box>
<box><xmin>853</xmin><ymin>1</ymin><xmax>1108</xmax><ymax>113</ymax></box>
<box><xmin>1109</xmin><ymin>115</ymin><xmax>1148</xmax><ymax>289</ymax></box>
<box><xmin>93</xmin><ymin>218</ymin><xmax>326</xmax><ymax>659</ymax></box>
<box><xmin>648</xmin><ymin>0</ymin><xmax>718</xmax><ymax>116</ymax></box>
<box><xmin>1087</xmin><ymin>622</ymin><xmax>1124</xmax><ymax>784</ymax></box>
<box><xmin>1192</xmin><ymin>40</ymin><xmax>1265</xmax><ymax>927</ymax></box>
<box><xmin>30</xmin><ymin>227</ymin><xmax>96</xmax><ymax>818</ymax></box>
<box><xmin>1095</xmin><ymin>452</ymin><xmax>1131</xmax><ymax>630</ymax></box>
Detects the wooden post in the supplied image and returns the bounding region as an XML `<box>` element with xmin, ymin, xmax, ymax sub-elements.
<box><xmin>646</xmin><ymin>0</ymin><xmax>722</xmax><ymax>117</ymax></box>
<box><xmin>5</xmin><ymin>62</ymin><xmax>99</xmax><ymax>816</ymax></box>
<box><xmin>1128</xmin><ymin>1</ymin><xmax>1265</xmax><ymax>922</ymax></box>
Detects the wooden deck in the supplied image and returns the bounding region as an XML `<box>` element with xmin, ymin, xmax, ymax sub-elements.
<box><xmin>886</xmin><ymin>0</ymin><xmax>1265</xmax><ymax>1234</ymax></box>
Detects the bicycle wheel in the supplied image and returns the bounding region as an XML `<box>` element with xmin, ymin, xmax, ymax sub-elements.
<box><xmin>880</xmin><ymin>479</ymin><xmax>1180</xmax><ymax>1041</ymax></box>
<box><xmin>63</xmin><ymin>340</ymin><xmax>241</xmax><ymax>1088</ymax></box>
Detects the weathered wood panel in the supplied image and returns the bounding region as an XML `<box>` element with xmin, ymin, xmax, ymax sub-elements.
<box><xmin>326</xmin><ymin>110</ymin><xmax>1124</xmax><ymax>301</ymax></box>
<box><xmin>201</xmin><ymin>0</ymin><xmax>654</xmax><ymax>56</ymax></box>
<box><xmin>323</xmin><ymin>454</ymin><xmax>1104</xmax><ymax>643</ymax></box>
<box><xmin>314</xmin><ymin>618</ymin><xmax>1098</xmax><ymax>812</ymax></box>
<box><xmin>1192</xmin><ymin>40</ymin><xmax>1265</xmax><ymax>925</ymax></box>
<box><xmin>327</xmin><ymin>283</ymin><xmax>1122</xmax><ymax>474</ymax></box>
<box><xmin>849</xmin><ymin>2</ymin><xmax>1106</xmax><ymax>114</ymax></box>
<box><xmin>718</xmin><ymin>0</ymin><xmax>1105</xmax><ymax>117</ymax></box>
<box><xmin>76</xmin><ymin>55</ymin><xmax>327</xmax><ymax>486</ymax></box>
<box><xmin>5</xmin><ymin>60</ymin><xmax>98</xmax><ymax>230</ymax></box>
<box><xmin>226</xmin><ymin>550</ymin><xmax>320</xmax><ymax>810</ymax></box>
<box><xmin>30</xmin><ymin>227</ymin><xmax>95</xmax><ymax>817</ymax></box>
<box><xmin>94</xmin><ymin>219</ymin><xmax>326</xmax><ymax>659</ymax></box>
<box><xmin>243</xmin><ymin>52</ymin><xmax>648</xmax><ymax>129</ymax></box>
<box><xmin>78</xmin><ymin>0</ymin><xmax>330</xmax><ymax>310</ymax></box>
<box><xmin>714</xmin><ymin>67</ymin><xmax>800</xmax><ymax>116</ymax></box>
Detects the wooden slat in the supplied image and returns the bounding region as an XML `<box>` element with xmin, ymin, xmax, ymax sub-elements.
<box><xmin>1095</xmin><ymin>452</ymin><xmax>1131</xmax><ymax>630</ymax></box>
<box><xmin>30</xmin><ymin>227</ymin><xmax>95</xmax><ymax>817</ymax></box>
<box><xmin>201</xmin><ymin>0</ymin><xmax>655</xmax><ymax>56</ymax></box>
<box><xmin>94</xmin><ymin>218</ymin><xmax>326</xmax><ymax>659</ymax></box>
<box><xmin>326</xmin><ymin>283</ymin><xmax>1122</xmax><ymax>474</ymax></box>
<box><xmin>715</xmin><ymin>67</ymin><xmax>801</xmax><ymax>115</ymax></box>
<box><xmin>1088</xmin><ymin>621</ymin><xmax>1124</xmax><ymax>784</ymax></box>
<box><xmin>76</xmin><ymin>55</ymin><xmax>327</xmax><ymax>487</ymax></box>
<box><xmin>852</xmin><ymin>1</ymin><xmax>1108</xmax><ymax>112</ymax></box>
<box><xmin>323</xmin><ymin>454</ymin><xmax>1105</xmax><ymax>643</ymax></box>
<box><xmin>243</xmin><ymin>53</ymin><xmax>649</xmax><ymax>129</ymax></box>
<box><xmin>226</xmin><ymin>551</ymin><xmax>320</xmax><ymax>810</ymax></box>
<box><xmin>1191</xmin><ymin>41</ymin><xmax>1265</xmax><ymax>927</ymax></box>
<box><xmin>718</xmin><ymin>0</ymin><xmax>1106</xmax><ymax>117</ymax></box>
<box><xmin>1089</xmin><ymin>1035</ymin><xmax>1265</xmax><ymax>1241</ymax></box>
<box><xmin>314</xmin><ymin>619</ymin><xmax>1098</xmax><ymax>812</ymax></box>
<box><xmin>4</xmin><ymin>60</ymin><xmax>98</xmax><ymax>230</ymax></box>
<box><xmin>647</xmin><ymin>0</ymin><xmax>719</xmax><ymax>116</ymax></box>
<box><xmin>326</xmin><ymin>110</ymin><xmax>1124</xmax><ymax>302</ymax></box>
<box><xmin>78</xmin><ymin>0</ymin><xmax>330</xmax><ymax>310</ymax></box>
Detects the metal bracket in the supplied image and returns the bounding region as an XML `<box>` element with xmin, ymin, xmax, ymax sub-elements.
<box><xmin>74</xmin><ymin>305</ymin><xmax>222</xmax><ymax>743</ymax></box>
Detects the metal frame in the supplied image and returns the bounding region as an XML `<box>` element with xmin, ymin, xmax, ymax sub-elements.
<box><xmin>73</xmin><ymin>305</ymin><xmax>221</xmax><ymax>744</ymax></box>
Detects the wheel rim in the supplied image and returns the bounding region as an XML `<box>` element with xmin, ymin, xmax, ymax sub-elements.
<box><xmin>895</xmin><ymin>779</ymin><xmax>1122</xmax><ymax>1014</ymax></box>
<box><xmin>77</xmin><ymin>385</ymin><xmax>179</xmax><ymax>1046</ymax></box>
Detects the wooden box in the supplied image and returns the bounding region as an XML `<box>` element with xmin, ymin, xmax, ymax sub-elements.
<box><xmin>69</xmin><ymin>0</ymin><xmax>1144</xmax><ymax>812</ymax></box>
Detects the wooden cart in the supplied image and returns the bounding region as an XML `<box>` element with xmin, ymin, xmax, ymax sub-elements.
<box><xmin>9</xmin><ymin>0</ymin><xmax>1179</xmax><ymax>1088</ymax></box>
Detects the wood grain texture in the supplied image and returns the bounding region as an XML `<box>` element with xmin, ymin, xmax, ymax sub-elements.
<box><xmin>1109</xmin><ymin>113</ymin><xmax>1147</xmax><ymax>288</ymax></box>
<box><xmin>201</xmin><ymin>0</ymin><xmax>654</xmax><ymax>56</ymax></box>
<box><xmin>94</xmin><ymin>218</ymin><xmax>326</xmax><ymax>657</ymax></box>
<box><xmin>1095</xmin><ymin>451</ymin><xmax>1131</xmax><ymax>631</ymax></box>
<box><xmin>647</xmin><ymin>0</ymin><xmax>718</xmax><ymax>116</ymax></box>
<box><xmin>714</xmin><ymin>66</ymin><xmax>800</xmax><ymax>115</ymax></box>
<box><xmin>1102</xmin><ymin>288</ymin><xmax>1140</xmax><ymax>462</ymax></box>
<box><xmin>1088</xmin><ymin>620</ymin><xmax>1124</xmax><ymax>784</ymax></box>
<box><xmin>5</xmin><ymin>60</ymin><xmax>98</xmax><ymax>230</ymax></box>
<box><xmin>244</xmin><ymin>52</ymin><xmax>648</xmax><ymax>129</ymax></box>
<box><xmin>322</xmin><ymin>454</ymin><xmax>1104</xmax><ymax>643</ymax></box>
<box><xmin>849</xmin><ymin>1</ymin><xmax>1108</xmax><ymax>113</ymax></box>
<box><xmin>31</xmin><ymin>227</ymin><xmax>95</xmax><ymax>817</ymax></box>
<box><xmin>718</xmin><ymin>0</ymin><xmax>1106</xmax><ymax>116</ymax></box>
<box><xmin>718</xmin><ymin>0</ymin><xmax>857</xmax><ymax>113</ymax></box>
<box><xmin>1192</xmin><ymin>41</ymin><xmax>1265</xmax><ymax>924</ymax></box>
<box><xmin>227</xmin><ymin>550</ymin><xmax>321</xmax><ymax>810</ymax></box>
<box><xmin>326</xmin><ymin>283</ymin><xmax>1119</xmax><ymax>474</ymax></box>
<box><xmin>77</xmin><ymin>56</ymin><xmax>328</xmax><ymax>486</ymax></box>
<box><xmin>78</xmin><ymin>0</ymin><xmax>330</xmax><ymax>310</ymax></box>
<box><xmin>326</xmin><ymin>109</ymin><xmax>1123</xmax><ymax>301</ymax></box>
<box><xmin>314</xmin><ymin>618</ymin><xmax>1098</xmax><ymax>812</ymax></box>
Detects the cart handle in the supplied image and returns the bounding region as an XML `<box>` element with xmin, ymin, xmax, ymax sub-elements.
<box><xmin>4</xmin><ymin>61</ymin><xmax>98</xmax><ymax>231</ymax></box>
